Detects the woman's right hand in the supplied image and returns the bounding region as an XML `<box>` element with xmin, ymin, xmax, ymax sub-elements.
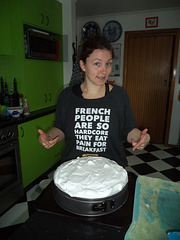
<box><xmin>38</xmin><ymin>129</ymin><xmax>59</xmax><ymax>149</ymax></box>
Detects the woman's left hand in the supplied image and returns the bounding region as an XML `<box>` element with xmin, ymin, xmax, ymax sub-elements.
<box><xmin>131</xmin><ymin>128</ymin><xmax>150</xmax><ymax>151</ymax></box>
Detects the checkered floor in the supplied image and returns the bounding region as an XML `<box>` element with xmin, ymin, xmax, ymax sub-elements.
<box><xmin>125</xmin><ymin>142</ymin><xmax>180</xmax><ymax>182</ymax></box>
<box><xmin>0</xmin><ymin>143</ymin><xmax>180</xmax><ymax>234</ymax></box>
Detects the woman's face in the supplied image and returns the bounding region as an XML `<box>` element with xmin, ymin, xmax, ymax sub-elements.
<box><xmin>80</xmin><ymin>49</ymin><xmax>113</xmax><ymax>86</ymax></box>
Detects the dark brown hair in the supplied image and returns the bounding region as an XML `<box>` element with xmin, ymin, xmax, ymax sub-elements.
<box><xmin>79</xmin><ymin>36</ymin><xmax>114</xmax><ymax>63</ymax></box>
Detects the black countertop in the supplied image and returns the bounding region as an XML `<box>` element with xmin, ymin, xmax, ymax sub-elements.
<box><xmin>8</xmin><ymin>173</ymin><xmax>137</xmax><ymax>240</ymax></box>
<box><xmin>9</xmin><ymin>211</ymin><xmax>126</xmax><ymax>240</ymax></box>
<box><xmin>0</xmin><ymin>105</ymin><xmax>56</xmax><ymax>129</ymax></box>
<box><xmin>33</xmin><ymin>172</ymin><xmax>137</xmax><ymax>229</ymax></box>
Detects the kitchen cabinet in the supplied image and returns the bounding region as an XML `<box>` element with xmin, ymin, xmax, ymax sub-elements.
<box><xmin>18</xmin><ymin>113</ymin><xmax>65</xmax><ymax>188</ymax></box>
<box><xmin>0</xmin><ymin>0</ymin><xmax>12</xmax><ymax>55</ymax></box>
<box><xmin>21</xmin><ymin>0</ymin><xmax>62</xmax><ymax>34</ymax></box>
<box><xmin>0</xmin><ymin>0</ymin><xmax>63</xmax><ymax>113</ymax></box>
<box><xmin>24</xmin><ymin>60</ymin><xmax>63</xmax><ymax>111</ymax></box>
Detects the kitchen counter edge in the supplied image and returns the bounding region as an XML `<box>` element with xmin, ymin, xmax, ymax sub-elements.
<box><xmin>0</xmin><ymin>106</ymin><xmax>56</xmax><ymax>129</ymax></box>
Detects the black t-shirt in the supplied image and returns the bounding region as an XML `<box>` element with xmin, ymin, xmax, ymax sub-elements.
<box><xmin>54</xmin><ymin>84</ymin><xmax>136</xmax><ymax>167</ymax></box>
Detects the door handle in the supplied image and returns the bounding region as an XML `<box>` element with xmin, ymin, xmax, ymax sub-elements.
<box><xmin>20</xmin><ymin>127</ymin><xmax>24</xmax><ymax>138</ymax></box>
<box><xmin>44</xmin><ymin>93</ymin><xmax>47</xmax><ymax>103</ymax></box>
<box><xmin>49</xmin><ymin>93</ymin><xmax>52</xmax><ymax>102</ymax></box>
<box><xmin>41</xmin><ymin>13</ymin><xmax>44</xmax><ymax>24</ymax></box>
<box><xmin>164</xmin><ymin>79</ymin><xmax>168</xmax><ymax>87</ymax></box>
<box><xmin>46</xmin><ymin>16</ymin><xmax>49</xmax><ymax>26</ymax></box>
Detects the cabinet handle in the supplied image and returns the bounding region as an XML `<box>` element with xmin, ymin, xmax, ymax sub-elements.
<box><xmin>21</xmin><ymin>127</ymin><xmax>24</xmax><ymax>138</ymax></box>
<box><xmin>44</xmin><ymin>93</ymin><xmax>47</xmax><ymax>103</ymax></box>
<box><xmin>49</xmin><ymin>93</ymin><xmax>52</xmax><ymax>102</ymax></box>
<box><xmin>41</xmin><ymin>13</ymin><xmax>44</xmax><ymax>24</ymax></box>
<box><xmin>46</xmin><ymin>16</ymin><xmax>49</xmax><ymax>26</ymax></box>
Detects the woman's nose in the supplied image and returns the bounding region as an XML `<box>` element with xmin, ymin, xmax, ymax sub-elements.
<box><xmin>100</xmin><ymin>65</ymin><xmax>107</xmax><ymax>74</ymax></box>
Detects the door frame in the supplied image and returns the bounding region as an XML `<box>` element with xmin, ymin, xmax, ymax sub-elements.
<box><xmin>123</xmin><ymin>28</ymin><xmax>180</xmax><ymax>146</ymax></box>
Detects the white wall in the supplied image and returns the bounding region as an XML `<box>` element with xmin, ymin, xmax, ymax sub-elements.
<box><xmin>170</xmin><ymin>42</ymin><xmax>180</xmax><ymax>145</ymax></box>
<box><xmin>57</xmin><ymin>0</ymin><xmax>77</xmax><ymax>88</ymax></box>
<box><xmin>76</xmin><ymin>8</ymin><xmax>180</xmax><ymax>145</ymax></box>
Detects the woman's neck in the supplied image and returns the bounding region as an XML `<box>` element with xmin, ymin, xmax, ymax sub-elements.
<box><xmin>80</xmin><ymin>82</ymin><xmax>106</xmax><ymax>99</ymax></box>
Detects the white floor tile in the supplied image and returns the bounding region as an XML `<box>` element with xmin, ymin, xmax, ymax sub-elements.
<box><xmin>39</xmin><ymin>179</ymin><xmax>52</xmax><ymax>190</ymax></box>
<box><xmin>126</xmin><ymin>148</ymin><xmax>147</xmax><ymax>155</ymax></box>
<box><xmin>127</xmin><ymin>155</ymin><xmax>144</xmax><ymax>166</ymax></box>
<box><xmin>147</xmin><ymin>160</ymin><xmax>172</xmax><ymax>171</ymax></box>
<box><xmin>0</xmin><ymin>202</ymin><xmax>29</xmax><ymax>228</ymax></box>
<box><xmin>145</xmin><ymin>172</ymin><xmax>171</xmax><ymax>181</ymax></box>
<box><xmin>48</xmin><ymin>170</ymin><xmax>55</xmax><ymax>180</ymax></box>
<box><xmin>152</xmin><ymin>144</ymin><xmax>170</xmax><ymax>150</ymax></box>
<box><xmin>26</xmin><ymin>184</ymin><xmax>42</xmax><ymax>202</ymax></box>
<box><xmin>125</xmin><ymin>166</ymin><xmax>139</xmax><ymax>176</ymax></box>
<box><xmin>151</xmin><ymin>150</ymin><xmax>172</xmax><ymax>159</ymax></box>
<box><xmin>176</xmin><ymin>166</ymin><xmax>180</xmax><ymax>171</ymax></box>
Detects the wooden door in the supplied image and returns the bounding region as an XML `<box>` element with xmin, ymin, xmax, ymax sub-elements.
<box><xmin>123</xmin><ymin>30</ymin><xmax>177</xmax><ymax>143</ymax></box>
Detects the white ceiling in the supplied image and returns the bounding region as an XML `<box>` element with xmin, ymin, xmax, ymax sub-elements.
<box><xmin>76</xmin><ymin>0</ymin><xmax>180</xmax><ymax>17</ymax></box>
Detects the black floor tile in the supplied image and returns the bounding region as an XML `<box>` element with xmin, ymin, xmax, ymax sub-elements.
<box><xmin>136</xmin><ymin>153</ymin><xmax>158</xmax><ymax>162</ymax></box>
<box><xmin>17</xmin><ymin>193</ymin><xmax>27</xmax><ymax>203</ymax></box>
<box><xmin>164</xmin><ymin>148</ymin><xmax>180</xmax><ymax>156</ymax></box>
<box><xmin>163</xmin><ymin>157</ymin><xmax>180</xmax><ymax>167</ymax></box>
<box><xmin>125</xmin><ymin>149</ymin><xmax>133</xmax><ymax>156</ymax></box>
<box><xmin>123</xmin><ymin>142</ymin><xmax>132</xmax><ymax>148</ymax></box>
<box><xmin>0</xmin><ymin>224</ymin><xmax>23</xmax><ymax>240</ymax></box>
<box><xmin>144</xmin><ymin>144</ymin><xmax>161</xmax><ymax>152</ymax></box>
<box><xmin>27</xmin><ymin>201</ymin><xmax>36</xmax><ymax>217</ymax></box>
<box><xmin>160</xmin><ymin>169</ymin><xmax>180</xmax><ymax>182</ymax></box>
<box><xmin>131</xmin><ymin>163</ymin><xmax>157</xmax><ymax>175</ymax></box>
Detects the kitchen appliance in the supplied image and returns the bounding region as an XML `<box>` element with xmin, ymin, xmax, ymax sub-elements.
<box><xmin>0</xmin><ymin>124</ymin><xmax>24</xmax><ymax>215</ymax></box>
<box><xmin>24</xmin><ymin>24</ymin><xmax>59</xmax><ymax>61</ymax></box>
<box><xmin>53</xmin><ymin>182</ymin><xmax>128</xmax><ymax>216</ymax></box>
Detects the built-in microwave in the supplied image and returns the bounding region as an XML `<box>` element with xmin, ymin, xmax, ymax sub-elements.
<box><xmin>24</xmin><ymin>25</ymin><xmax>59</xmax><ymax>61</ymax></box>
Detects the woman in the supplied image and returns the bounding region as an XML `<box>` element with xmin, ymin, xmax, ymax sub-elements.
<box><xmin>38</xmin><ymin>36</ymin><xmax>150</xmax><ymax>167</ymax></box>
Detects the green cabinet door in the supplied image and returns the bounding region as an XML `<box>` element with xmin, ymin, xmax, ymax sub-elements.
<box><xmin>21</xmin><ymin>0</ymin><xmax>62</xmax><ymax>34</ymax></box>
<box><xmin>24</xmin><ymin>60</ymin><xmax>63</xmax><ymax>111</ymax></box>
<box><xmin>0</xmin><ymin>0</ymin><xmax>12</xmax><ymax>55</ymax></box>
<box><xmin>18</xmin><ymin>113</ymin><xmax>65</xmax><ymax>188</ymax></box>
<box><xmin>41</xmin><ymin>0</ymin><xmax>62</xmax><ymax>34</ymax></box>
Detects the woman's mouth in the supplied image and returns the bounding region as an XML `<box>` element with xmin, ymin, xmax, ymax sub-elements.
<box><xmin>97</xmin><ymin>76</ymin><xmax>106</xmax><ymax>81</ymax></box>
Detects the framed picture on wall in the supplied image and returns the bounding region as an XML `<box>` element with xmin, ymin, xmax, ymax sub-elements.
<box><xmin>145</xmin><ymin>17</ymin><xmax>158</xmax><ymax>28</ymax></box>
<box><xmin>110</xmin><ymin>44</ymin><xmax>121</xmax><ymax>77</ymax></box>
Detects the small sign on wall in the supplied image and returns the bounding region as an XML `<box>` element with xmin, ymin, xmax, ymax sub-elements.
<box><xmin>110</xmin><ymin>44</ymin><xmax>121</xmax><ymax>77</ymax></box>
<box><xmin>145</xmin><ymin>17</ymin><xmax>158</xmax><ymax>28</ymax></box>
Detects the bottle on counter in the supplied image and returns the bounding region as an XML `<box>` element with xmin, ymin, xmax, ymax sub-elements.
<box><xmin>0</xmin><ymin>77</ymin><xmax>4</xmax><ymax>105</ymax></box>
<box><xmin>9</xmin><ymin>88</ymin><xmax>14</xmax><ymax>107</ymax></box>
<box><xmin>23</xmin><ymin>96</ymin><xmax>30</xmax><ymax>115</ymax></box>
<box><xmin>3</xmin><ymin>82</ymin><xmax>9</xmax><ymax>106</ymax></box>
<box><xmin>13</xmin><ymin>78</ymin><xmax>19</xmax><ymax>106</ymax></box>
<box><xmin>19</xmin><ymin>94</ymin><xmax>23</xmax><ymax>107</ymax></box>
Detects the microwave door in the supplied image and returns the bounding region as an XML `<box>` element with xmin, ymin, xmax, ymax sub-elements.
<box><xmin>25</xmin><ymin>28</ymin><xmax>57</xmax><ymax>60</ymax></box>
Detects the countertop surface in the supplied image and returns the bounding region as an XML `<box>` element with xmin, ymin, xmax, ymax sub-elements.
<box><xmin>9</xmin><ymin>211</ymin><xmax>126</xmax><ymax>240</ymax></box>
<box><xmin>8</xmin><ymin>173</ymin><xmax>137</xmax><ymax>240</ymax></box>
<box><xmin>0</xmin><ymin>106</ymin><xmax>56</xmax><ymax>129</ymax></box>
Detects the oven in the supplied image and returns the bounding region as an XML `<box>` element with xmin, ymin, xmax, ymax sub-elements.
<box><xmin>0</xmin><ymin>124</ymin><xmax>24</xmax><ymax>215</ymax></box>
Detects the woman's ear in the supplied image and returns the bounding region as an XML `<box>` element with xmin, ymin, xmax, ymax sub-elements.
<box><xmin>79</xmin><ymin>60</ymin><xmax>86</xmax><ymax>72</ymax></box>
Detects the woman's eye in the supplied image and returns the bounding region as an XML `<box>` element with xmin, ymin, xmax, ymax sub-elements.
<box><xmin>95</xmin><ymin>62</ymin><xmax>100</xmax><ymax>66</ymax></box>
<box><xmin>106</xmin><ymin>62</ymin><xmax>112</xmax><ymax>67</ymax></box>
